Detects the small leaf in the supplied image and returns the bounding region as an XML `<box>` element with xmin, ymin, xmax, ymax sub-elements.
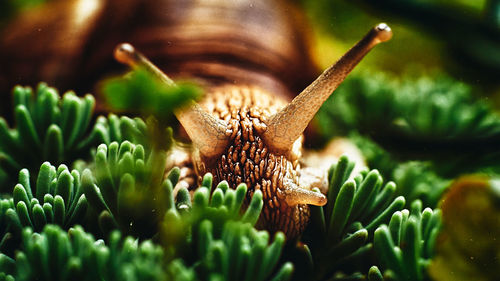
<box><xmin>241</xmin><ymin>190</ymin><xmax>263</xmax><ymax>226</ymax></box>
<box><xmin>36</xmin><ymin>162</ymin><xmax>55</xmax><ymax>201</ymax></box>
<box><xmin>328</xmin><ymin>180</ymin><xmax>355</xmax><ymax>240</ymax></box>
<box><xmin>53</xmin><ymin>195</ymin><xmax>66</xmax><ymax>225</ymax></box>
<box><xmin>42</xmin><ymin>125</ymin><xmax>63</xmax><ymax>164</ymax></box>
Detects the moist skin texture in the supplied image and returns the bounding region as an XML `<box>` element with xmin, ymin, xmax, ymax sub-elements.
<box><xmin>193</xmin><ymin>84</ymin><xmax>310</xmax><ymax>238</ymax></box>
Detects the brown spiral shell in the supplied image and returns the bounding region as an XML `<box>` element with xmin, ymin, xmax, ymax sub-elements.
<box><xmin>0</xmin><ymin>0</ymin><xmax>317</xmax><ymax>105</ymax></box>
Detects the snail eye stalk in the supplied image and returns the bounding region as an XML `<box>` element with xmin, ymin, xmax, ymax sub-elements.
<box><xmin>114</xmin><ymin>43</ymin><xmax>176</xmax><ymax>86</ymax></box>
<box><xmin>262</xmin><ymin>23</ymin><xmax>392</xmax><ymax>154</ymax></box>
<box><xmin>114</xmin><ymin>43</ymin><xmax>231</xmax><ymax>158</ymax></box>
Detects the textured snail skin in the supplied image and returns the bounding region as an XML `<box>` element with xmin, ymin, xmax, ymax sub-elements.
<box><xmin>194</xmin><ymin>85</ymin><xmax>314</xmax><ymax>238</ymax></box>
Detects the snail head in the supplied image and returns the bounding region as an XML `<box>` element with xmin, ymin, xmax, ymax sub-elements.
<box><xmin>113</xmin><ymin>23</ymin><xmax>392</xmax><ymax>238</ymax></box>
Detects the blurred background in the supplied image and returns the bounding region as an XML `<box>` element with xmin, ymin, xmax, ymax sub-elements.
<box><xmin>2</xmin><ymin>0</ymin><xmax>499</xmax><ymax>93</ymax></box>
<box><xmin>300</xmin><ymin>0</ymin><xmax>500</xmax><ymax>95</ymax></box>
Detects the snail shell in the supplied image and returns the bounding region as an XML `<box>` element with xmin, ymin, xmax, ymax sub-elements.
<box><xmin>0</xmin><ymin>0</ymin><xmax>316</xmax><ymax>102</ymax></box>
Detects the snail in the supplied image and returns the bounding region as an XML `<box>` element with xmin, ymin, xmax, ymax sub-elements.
<box><xmin>0</xmin><ymin>0</ymin><xmax>392</xmax><ymax>238</ymax></box>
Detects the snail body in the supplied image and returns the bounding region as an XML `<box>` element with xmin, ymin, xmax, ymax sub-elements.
<box><xmin>0</xmin><ymin>0</ymin><xmax>392</xmax><ymax>238</ymax></box>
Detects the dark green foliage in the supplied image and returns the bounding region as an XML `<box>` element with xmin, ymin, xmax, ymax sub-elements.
<box><xmin>165</xmin><ymin>260</ymin><xmax>197</xmax><ymax>281</ymax></box>
<box><xmin>164</xmin><ymin>222</ymin><xmax>292</xmax><ymax>281</ymax></box>
<box><xmin>191</xmin><ymin>221</ymin><xmax>292</xmax><ymax>281</ymax></box>
<box><xmin>348</xmin><ymin>133</ymin><xmax>398</xmax><ymax>178</ymax></box>
<box><xmin>157</xmin><ymin>171</ymin><xmax>290</xmax><ymax>280</ymax></box>
<box><xmin>303</xmin><ymin>0</ymin><xmax>500</xmax><ymax>84</ymax></box>
<box><xmin>317</xmin><ymin>73</ymin><xmax>500</xmax><ymax>177</ymax></box>
<box><xmin>82</xmin><ymin>141</ymin><xmax>167</xmax><ymax>238</ymax></box>
<box><xmin>317</xmin><ymin>73</ymin><xmax>500</xmax><ymax>140</ymax></box>
<box><xmin>353</xmin><ymin>0</ymin><xmax>500</xmax><ymax>83</ymax></box>
<box><xmin>300</xmin><ymin>155</ymin><xmax>405</xmax><ymax>280</ymax></box>
<box><xmin>367</xmin><ymin>266</ymin><xmax>384</xmax><ymax>281</ymax></box>
<box><xmin>8</xmin><ymin>163</ymin><xmax>88</xmax><ymax>232</ymax></box>
<box><xmin>188</xmin><ymin>174</ymin><xmax>263</xmax><ymax>230</ymax></box>
<box><xmin>0</xmin><ymin>83</ymin><xmax>150</xmax><ymax>190</ymax></box>
<box><xmin>72</xmin><ymin>138</ymin><xmax>287</xmax><ymax>280</ymax></box>
<box><xmin>373</xmin><ymin>200</ymin><xmax>441</xmax><ymax>281</ymax></box>
<box><xmin>324</xmin><ymin>266</ymin><xmax>384</xmax><ymax>281</ymax></box>
<box><xmin>0</xmin><ymin>273</ymin><xmax>14</xmax><ymax>281</ymax></box>
<box><xmin>351</xmin><ymin>134</ymin><xmax>451</xmax><ymax>208</ymax></box>
<box><xmin>0</xmin><ymin>83</ymin><xmax>94</xmax><ymax>186</ymax></box>
<box><xmin>160</xmin><ymin>173</ymin><xmax>264</xmax><ymax>259</ymax></box>
<box><xmin>139</xmin><ymin>167</ymin><xmax>286</xmax><ymax>280</ymax></box>
<box><xmin>0</xmin><ymin>225</ymin><xmax>166</xmax><ymax>281</ymax></box>
<box><xmin>0</xmin><ymin>198</ymin><xmax>17</xmax><ymax>255</ymax></box>
<box><xmin>0</xmin><ymin>162</ymin><xmax>89</xmax><ymax>257</ymax></box>
<box><xmin>92</xmin><ymin>113</ymin><xmax>152</xmax><ymax>150</ymax></box>
<box><xmin>392</xmin><ymin>162</ymin><xmax>450</xmax><ymax>207</ymax></box>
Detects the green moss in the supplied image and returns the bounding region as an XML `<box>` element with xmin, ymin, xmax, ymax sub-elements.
<box><xmin>0</xmin><ymin>83</ymin><xmax>150</xmax><ymax>190</ymax></box>
<box><xmin>0</xmin><ymin>225</ymin><xmax>167</xmax><ymax>281</ymax></box>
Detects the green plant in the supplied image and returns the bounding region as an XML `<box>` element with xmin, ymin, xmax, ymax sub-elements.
<box><xmin>158</xmin><ymin>179</ymin><xmax>289</xmax><ymax>280</ymax></box>
<box><xmin>373</xmin><ymin>200</ymin><xmax>441</xmax><ymax>281</ymax></box>
<box><xmin>392</xmin><ymin>162</ymin><xmax>450</xmax><ymax>207</ymax></box>
<box><xmin>0</xmin><ymin>198</ymin><xmax>16</xmax><ymax>256</ymax></box>
<box><xmin>316</xmin><ymin>72</ymin><xmax>500</xmax><ymax>178</ymax></box>
<box><xmin>350</xmin><ymin>134</ymin><xmax>451</xmax><ymax>208</ymax></box>
<box><xmin>300</xmin><ymin>155</ymin><xmax>406</xmax><ymax>280</ymax></box>
<box><xmin>0</xmin><ymin>83</ymin><xmax>150</xmax><ymax>190</ymax></box>
<box><xmin>82</xmin><ymin>141</ymin><xmax>168</xmax><ymax>238</ymax></box>
<box><xmin>0</xmin><ymin>225</ymin><xmax>166</xmax><ymax>281</ymax></box>
<box><xmin>6</xmin><ymin>162</ymin><xmax>88</xmax><ymax>233</ymax></box>
<box><xmin>0</xmin><ymin>72</ymin><xmax>482</xmax><ymax>281</ymax></box>
<box><xmin>190</xmin><ymin>220</ymin><xmax>293</xmax><ymax>281</ymax></box>
<box><xmin>318</xmin><ymin>72</ymin><xmax>500</xmax><ymax>141</ymax></box>
<box><xmin>160</xmin><ymin>172</ymin><xmax>263</xmax><ymax>260</ymax></box>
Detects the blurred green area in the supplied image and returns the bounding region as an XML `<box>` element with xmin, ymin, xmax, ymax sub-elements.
<box><xmin>101</xmin><ymin>69</ymin><xmax>201</xmax><ymax>124</ymax></box>
<box><xmin>299</xmin><ymin>0</ymin><xmax>500</xmax><ymax>96</ymax></box>
<box><xmin>0</xmin><ymin>0</ymin><xmax>46</xmax><ymax>26</ymax></box>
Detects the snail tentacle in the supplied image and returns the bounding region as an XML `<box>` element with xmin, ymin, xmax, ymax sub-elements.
<box><xmin>114</xmin><ymin>43</ymin><xmax>231</xmax><ymax>158</ymax></box>
<box><xmin>262</xmin><ymin>23</ymin><xmax>393</xmax><ymax>154</ymax></box>
<box><xmin>282</xmin><ymin>180</ymin><xmax>327</xmax><ymax>206</ymax></box>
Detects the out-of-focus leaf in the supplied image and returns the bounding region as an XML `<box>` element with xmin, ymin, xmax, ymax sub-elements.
<box><xmin>102</xmin><ymin>68</ymin><xmax>201</xmax><ymax>123</ymax></box>
<box><xmin>429</xmin><ymin>176</ymin><xmax>500</xmax><ymax>281</ymax></box>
